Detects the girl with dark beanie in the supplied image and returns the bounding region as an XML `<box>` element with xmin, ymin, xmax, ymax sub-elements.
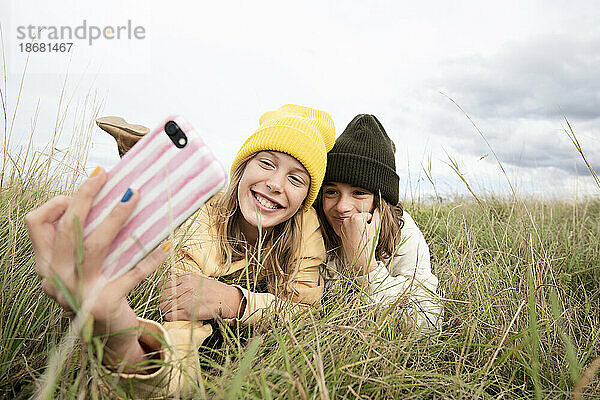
<box><xmin>316</xmin><ymin>114</ymin><xmax>442</xmax><ymax>333</ymax></box>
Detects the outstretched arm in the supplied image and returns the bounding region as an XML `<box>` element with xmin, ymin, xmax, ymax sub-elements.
<box><xmin>25</xmin><ymin>168</ymin><xmax>170</xmax><ymax>372</ymax></box>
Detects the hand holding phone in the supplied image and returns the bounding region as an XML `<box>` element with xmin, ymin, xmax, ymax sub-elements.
<box><xmin>25</xmin><ymin>116</ymin><xmax>227</xmax><ymax>365</ymax></box>
<box><xmin>26</xmin><ymin>170</ymin><xmax>169</xmax><ymax>366</ymax></box>
<box><xmin>84</xmin><ymin>116</ymin><xmax>227</xmax><ymax>280</ymax></box>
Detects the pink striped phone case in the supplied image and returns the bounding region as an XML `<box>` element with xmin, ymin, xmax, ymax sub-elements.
<box><xmin>84</xmin><ymin>116</ymin><xmax>227</xmax><ymax>281</ymax></box>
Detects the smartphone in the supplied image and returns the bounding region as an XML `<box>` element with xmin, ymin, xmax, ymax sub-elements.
<box><xmin>83</xmin><ymin>116</ymin><xmax>227</xmax><ymax>281</ymax></box>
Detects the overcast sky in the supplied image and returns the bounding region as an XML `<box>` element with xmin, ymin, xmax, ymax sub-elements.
<box><xmin>3</xmin><ymin>0</ymin><xmax>599</xmax><ymax>200</ymax></box>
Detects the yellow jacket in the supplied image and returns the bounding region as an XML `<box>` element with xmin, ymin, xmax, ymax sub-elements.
<box><xmin>104</xmin><ymin>201</ymin><xmax>325</xmax><ymax>398</ymax></box>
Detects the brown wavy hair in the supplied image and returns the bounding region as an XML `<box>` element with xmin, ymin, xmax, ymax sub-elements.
<box><xmin>315</xmin><ymin>191</ymin><xmax>404</xmax><ymax>264</ymax></box>
<box><xmin>207</xmin><ymin>156</ymin><xmax>305</xmax><ymax>297</ymax></box>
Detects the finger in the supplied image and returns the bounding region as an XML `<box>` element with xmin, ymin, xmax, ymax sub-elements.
<box><xmin>174</xmin><ymin>273</ymin><xmax>196</xmax><ymax>286</ymax></box>
<box><xmin>163</xmin><ymin>311</ymin><xmax>175</xmax><ymax>321</ymax></box>
<box><xmin>159</xmin><ymin>297</ymin><xmax>192</xmax><ymax>313</ymax></box>
<box><xmin>370</xmin><ymin>208</ymin><xmax>381</xmax><ymax>225</ymax></box>
<box><xmin>25</xmin><ymin>195</ymin><xmax>71</xmax><ymax>232</ymax></box>
<box><xmin>159</xmin><ymin>286</ymin><xmax>174</xmax><ymax>306</ymax></box>
<box><xmin>342</xmin><ymin>213</ymin><xmax>373</xmax><ymax>244</ymax></box>
<box><xmin>159</xmin><ymin>298</ymin><xmax>173</xmax><ymax>313</ymax></box>
<box><xmin>351</xmin><ymin>212</ymin><xmax>372</xmax><ymax>226</ymax></box>
<box><xmin>159</xmin><ymin>285</ymin><xmax>177</xmax><ymax>307</ymax></box>
<box><xmin>58</xmin><ymin>167</ymin><xmax>106</xmax><ymax>238</ymax></box>
<box><xmin>158</xmin><ymin>275</ymin><xmax>186</xmax><ymax>301</ymax></box>
<box><xmin>40</xmin><ymin>278</ymin><xmax>57</xmax><ymax>298</ymax></box>
<box><xmin>340</xmin><ymin>217</ymin><xmax>360</xmax><ymax>237</ymax></box>
<box><xmin>157</xmin><ymin>273</ymin><xmax>177</xmax><ymax>303</ymax></box>
<box><xmin>84</xmin><ymin>190</ymin><xmax>140</xmax><ymax>259</ymax></box>
<box><xmin>163</xmin><ymin>310</ymin><xmax>190</xmax><ymax>322</ymax></box>
<box><xmin>163</xmin><ymin>273</ymin><xmax>197</xmax><ymax>291</ymax></box>
<box><xmin>25</xmin><ymin>196</ymin><xmax>71</xmax><ymax>275</ymax></box>
<box><xmin>112</xmin><ymin>246</ymin><xmax>169</xmax><ymax>298</ymax></box>
<box><xmin>53</xmin><ymin>167</ymin><xmax>106</xmax><ymax>264</ymax></box>
<box><xmin>42</xmin><ymin>275</ymin><xmax>72</xmax><ymax>311</ymax></box>
<box><xmin>160</xmin><ymin>287</ymin><xmax>194</xmax><ymax>307</ymax></box>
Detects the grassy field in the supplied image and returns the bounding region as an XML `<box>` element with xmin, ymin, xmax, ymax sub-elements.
<box><xmin>0</xmin><ymin>50</ymin><xmax>598</xmax><ymax>398</ymax></box>
<box><xmin>1</xmin><ymin>151</ymin><xmax>599</xmax><ymax>399</ymax></box>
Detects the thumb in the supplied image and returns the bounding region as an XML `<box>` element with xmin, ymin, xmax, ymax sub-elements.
<box><xmin>25</xmin><ymin>195</ymin><xmax>71</xmax><ymax>267</ymax></box>
<box><xmin>112</xmin><ymin>244</ymin><xmax>170</xmax><ymax>298</ymax></box>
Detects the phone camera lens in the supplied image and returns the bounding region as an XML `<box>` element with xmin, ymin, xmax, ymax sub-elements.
<box><xmin>164</xmin><ymin>120</ymin><xmax>188</xmax><ymax>149</ymax></box>
<box><xmin>165</xmin><ymin>121</ymin><xmax>179</xmax><ymax>136</ymax></box>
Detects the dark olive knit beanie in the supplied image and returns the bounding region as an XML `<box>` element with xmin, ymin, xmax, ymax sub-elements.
<box><xmin>324</xmin><ymin>114</ymin><xmax>399</xmax><ymax>205</ymax></box>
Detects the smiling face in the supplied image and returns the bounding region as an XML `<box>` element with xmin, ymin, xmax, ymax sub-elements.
<box><xmin>321</xmin><ymin>182</ymin><xmax>375</xmax><ymax>237</ymax></box>
<box><xmin>237</xmin><ymin>151</ymin><xmax>310</xmax><ymax>234</ymax></box>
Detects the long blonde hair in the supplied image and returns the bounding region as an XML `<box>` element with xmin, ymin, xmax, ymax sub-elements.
<box><xmin>208</xmin><ymin>157</ymin><xmax>305</xmax><ymax>296</ymax></box>
<box><xmin>316</xmin><ymin>192</ymin><xmax>404</xmax><ymax>264</ymax></box>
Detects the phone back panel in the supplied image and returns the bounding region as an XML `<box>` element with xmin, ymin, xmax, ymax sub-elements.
<box><xmin>84</xmin><ymin>116</ymin><xmax>227</xmax><ymax>280</ymax></box>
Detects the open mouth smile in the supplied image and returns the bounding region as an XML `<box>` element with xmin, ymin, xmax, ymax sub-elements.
<box><xmin>252</xmin><ymin>190</ymin><xmax>284</xmax><ymax>211</ymax></box>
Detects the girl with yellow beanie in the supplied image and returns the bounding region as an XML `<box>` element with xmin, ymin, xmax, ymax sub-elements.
<box><xmin>25</xmin><ymin>104</ymin><xmax>335</xmax><ymax>398</ymax></box>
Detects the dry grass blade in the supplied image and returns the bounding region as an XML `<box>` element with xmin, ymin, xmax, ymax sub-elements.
<box><xmin>1</xmin><ymin>23</ymin><xmax>8</xmax><ymax>187</ymax></box>
<box><xmin>572</xmin><ymin>357</ymin><xmax>600</xmax><ymax>400</ymax></box>
<box><xmin>421</xmin><ymin>151</ymin><xmax>441</xmax><ymax>203</ymax></box>
<box><xmin>443</xmin><ymin>149</ymin><xmax>482</xmax><ymax>205</ymax></box>
<box><xmin>483</xmin><ymin>299</ymin><xmax>526</xmax><ymax>375</ymax></box>
<box><xmin>309</xmin><ymin>313</ymin><xmax>330</xmax><ymax>400</ymax></box>
<box><xmin>563</xmin><ymin>115</ymin><xmax>600</xmax><ymax>190</ymax></box>
<box><xmin>440</xmin><ymin>91</ymin><xmax>518</xmax><ymax>200</ymax></box>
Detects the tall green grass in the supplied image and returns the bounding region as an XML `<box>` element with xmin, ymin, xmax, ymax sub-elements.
<box><xmin>2</xmin><ymin>155</ymin><xmax>599</xmax><ymax>398</ymax></box>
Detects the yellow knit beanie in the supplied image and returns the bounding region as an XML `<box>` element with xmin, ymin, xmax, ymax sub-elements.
<box><xmin>231</xmin><ymin>104</ymin><xmax>335</xmax><ymax>210</ymax></box>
